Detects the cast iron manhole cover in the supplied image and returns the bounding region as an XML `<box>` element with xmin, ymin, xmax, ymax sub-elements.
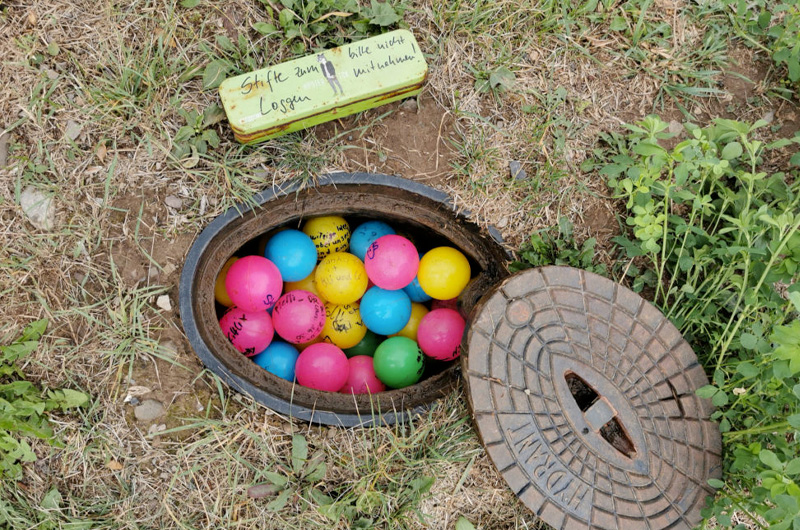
<box><xmin>463</xmin><ymin>266</ymin><xmax>722</xmax><ymax>530</ymax></box>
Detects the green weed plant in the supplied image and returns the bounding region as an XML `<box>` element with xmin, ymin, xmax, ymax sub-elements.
<box><xmin>199</xmin><ymin>0</ymin><xmax>407</xmax><ymax>89</ymax></box>
<box><xmin>600</xmin><ymin>115</ymin><xmax>800</xmax><ymax>529</ymax></box>
<box><xmin>0</xmin><ymin>320</ymin><xmax>88</xmax><ymax>479</ymax></box>
<box><xmin>724</xmin><ymin>0</ymin><xmax>800</xmax><ymax>92</ymax></box>
<box><xmin>510</xmin><ymin>215</ymin><xmax>607</xmax><ymax>276</ymax></box>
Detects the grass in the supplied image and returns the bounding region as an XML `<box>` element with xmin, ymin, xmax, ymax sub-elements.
<box><xmin>1</xmin><ymin>0</ymin><xmax>799</xmax><ymax>528</ymax></box>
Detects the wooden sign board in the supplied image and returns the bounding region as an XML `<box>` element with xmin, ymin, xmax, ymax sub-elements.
<box><xmin>219</xmin><ymin>30</ymin><xmax>428</xmax><ymax>144</ymax></box>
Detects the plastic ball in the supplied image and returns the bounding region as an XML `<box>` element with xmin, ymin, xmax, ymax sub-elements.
<box><xmin>295</xmin><ymin>343</ymin><xmax>349</xmax><ymax>392</ymax></box>
<box><xmin>373</xmin><ymin>336</ymin><xmax>424</xmax><ymax>388</ymax></box>
<box><xmin>350</xmin><ymin>221</ymin><xmax>395</xmax><ymax>261</ymax></box>
<box><xmin>343</xmin><ymin>330</ymin><xmax>382</xmax><ymax>358</ymax></box>
<box><xmin>320</xmin><ymin>302</ymin><xmax>367</xmax><ymax>349</ymax></box>
<box><xmin>303</xmin><ymin>216</ymin><xmax>350</xmax><ymax>260</ymax></box>
<box><xmin>272</xmin><ymin>290</ymin><xmax>326</xmax><ymax>344</ymax></box>
<box><xmin>341</xmin><ymin>356</ymin><xmax>386</xmax><ymax>394</ymax></box>
<box><xmin>364</xmin><ymin>234</ymin><xmax>419</xmax><ymax>290</ymax></box>
<box><xmin>219</xmin><ymin>307</ymin><xmax>274</xmax><ymax>356</ymax></box>
<box><xmin>315</xmin><ymin>252</ymin><xmax>368</xmax><ymax>305</ymax></box>
<box><xmin>284</xmin><ymin>267</ymin><xmax>323</xmax><ymax>301</ymax></box>
<box><xmin>403</xmin><ymin>276</ymin><xmax>432</xmax><ymax>303</ymax></box>
<box><xmin>417</xmin><ymin>308</ymin><xmax>466</xmax><ymax>361</ymax></box>
<box><xmin>297</xmin><ymin>334</ymin><xmax>324</xmax><ymax>351</ymax></box>
<box><xmin>417</xmin><ymin>247</ymin><xmax>471</xmax><ymax>300</ymax></box>
<box><xmin>359</xmin><ymin>287</ymin><xmax>411</xmax><ymax>335</ymax></box>
<box><xmin>391</xmin><ymin>303</ymin><xmax>429</xmax><ymax>342</ymax></box>
<box><xmin>264</xmin><ymin>229</ymin><xmax>317</xmax><ymax>282</ymax></box>
<box><xmin>225</xmin><ymin>255</ymin><xmax>283</xmax><ymax>312</ymax></box>
<box><xmin>252</xmin><ymin>341</ymin><xmax>299</xmax><ymax>381</ymax></box>
<box><xmin>214</xmin><ymin>256</ymin><xmax>238</xmax><ymax>307</ymax></box>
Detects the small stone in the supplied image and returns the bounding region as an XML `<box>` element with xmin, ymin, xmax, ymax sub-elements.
<box><xmin>762</xmin><ymin>110</ymin><xmax>775</xmax><ymax>124</ymax></box>
<box><xmin>126</xmin><ymin>385</ymin><xmax>152</xmax><ymax>397</ymax></box>
<box><xmin>128</xmin><ymin>397</ymin><xmax>140</xmax><ymax>406</ymax></box>
<box><xmin>509</xmin><ymin>160</ymin><xmax>527</xmax><ymax>181</ymax></box>
<box><xmin>399</xmin><ymin>98</ymin><xmax>417</xmax><ymax>112</ymax></box>
<box><xmin>64</xmin><ymin>120</ymin><xmax>82</xmax><ymax>141</ymax></box>
<box><xmin>347</xmin><ymin>135</ymin><xmax>353</xmax><ymax>141</ymax></box>
<box><xmin>162</xmin><ymin>263</ymin><xmax>177</xmax><ymax>277</ymax></box>
<box><xmin>20</xmin><ymin>186</ymin><xmax>56</xmax><ymax>230</ymax></box>
<box><xmin>159</xmin><ymin>340</ymin><xmax>179</xmax><ymax>359</ymax></box>
<box><xmin>147</xmin><ymin>423</ymin><xmax>167</xmax><ymax>435</ymax></box>
<box><xmin>156</xmin><ymin>295</ymin><xmax>172</xmax><ymax>312</ymax></box>
<box><xmin>134</xmin><ymin>399</ymin><xmax>165</xmax><ymax>421</ymax></box>
<box><xmin>497</xmin><ymin>217</ymin><xmax>509</xmax><ymax>229</ymax></box>
<box><xmin>668</xmin><ymin>120</ymin><xmax>682</xmax><ymax>135</ymax></box>
<box><xmin>44</xmin><ymin>68</ymin><xmax>58</xmax><ymax>80</ymax></box>
<box><xmin>378</xmin><ymin>152</ymin><xmax>388</xmax><ymax>163</ymax></box>
<box><xmin>0</xmin><ymin>132</ymin><xmax>9</xmax><ymax>168</ymax></box>
<box><xmin>165</xmin><ymin>195</ymin><xmax>183</xmax><ymax>209</ymax></box>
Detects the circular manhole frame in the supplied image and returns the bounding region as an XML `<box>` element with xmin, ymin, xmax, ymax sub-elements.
<box><xmin>462</xmin><ymin>266</ymin><xmax>722</xmax><ymax>530</ymax></box>
<box><xmin>180</xmin><ymin>172</ymin><xmax>510</xmax><ymax>426</ymax></box>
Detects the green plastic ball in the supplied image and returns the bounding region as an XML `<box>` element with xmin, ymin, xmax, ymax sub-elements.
<box><xmin>344</xmin><ymin>330</ymin><xmax>382</xmax><ymax>358</ymax></box>
<box><xmin>373</xmin><ymin>336</ymin><xmax>424</xmax><ymax>388</ymax></box>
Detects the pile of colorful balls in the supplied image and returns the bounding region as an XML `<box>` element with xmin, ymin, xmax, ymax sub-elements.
<box><xmin>216</xmin><ymin>216</ymin><xmax>471</xmax><ymax>395</ymax></box>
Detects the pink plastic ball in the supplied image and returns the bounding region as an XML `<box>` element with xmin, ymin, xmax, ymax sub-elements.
<box><xmin>272</xmin><ymin>290</ymin><xmax>326</xmax><ymax>344</ymax></box>
<box><xmin>219</xmin><ymin>307</ymin><xmax>274</xmax><ymax>357</ymax></box>
<box><xmin>417</xmin><ymin>308</ymin><xmax>466</xmax><ymax>361</ymax></box>
<box><xmin>225</xmin><ymin>256</ymin><xmax>283</xmax><ymax>312</ymax></box>
<box><xmin>295</xmin><ymin>343</ymin><xmax>350</xmax><ymax>392</ymax></box>
<box><xmin>341</xmin><ymin>356</ymin><xmax>386</xmax><ymax>395</ymax></box>
<box><xmin>364</xmin><ymin>235</ymin><xmax>419</xmax><ymax>290</ymax></box>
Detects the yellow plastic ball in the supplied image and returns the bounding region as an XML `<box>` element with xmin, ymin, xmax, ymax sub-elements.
<box><xmin>284</xmin><ymin>267</ymin><xmax>324</xmax><ymax>301</ymax></box>
<box><xmin>303</xmin><ymin>216</ymin><xmax>350</xmax><ymax>261</ymax></box>
<box><xmin>214</xmin><ymin>257</ymin><xmax>238</xmax><ymax>307</ymax></box>
<box><xmin>391</xmin><ymin>302</ymin><xmax>429</xmax><ymax>341</ymax></box>
<box><xmin>320</xmin><ymin>302</ymin><xmax>368</xmax><ymax>349</ymax></box>
<box><xmin>315</xmin><ymin>252</ymin><xmax>368</xmax><ymax>305</ymax></box>
<box><xmin>418</xmin><ymin>247</ymin><xmax>471</xmax><ymax>300</ymax></box>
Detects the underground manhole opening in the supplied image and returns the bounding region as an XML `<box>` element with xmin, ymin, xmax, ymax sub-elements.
<box><xmin>180</xmin><ymin>173</ymin><xmax>509</xmax><ymax>426</ymax></box>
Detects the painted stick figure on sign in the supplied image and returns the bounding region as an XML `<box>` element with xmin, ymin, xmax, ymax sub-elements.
<box><xmin>317</xmin><ymin>53</ymin><xmax>344</xmax><ymax>95</ymax></box>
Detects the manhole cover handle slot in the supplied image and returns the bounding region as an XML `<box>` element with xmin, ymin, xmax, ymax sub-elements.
<box><xmin>566</xmin><ymin>372</ymin><xmax>636</xmax><ymax>458</ymax></box>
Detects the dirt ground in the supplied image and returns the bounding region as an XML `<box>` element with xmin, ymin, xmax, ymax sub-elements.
<box><xmin>1</xmin><ymin>0</ymin><xmax>799</xmax><ymax>528</ymax></box>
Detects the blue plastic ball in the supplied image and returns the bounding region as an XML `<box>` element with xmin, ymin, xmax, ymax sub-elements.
<box><xmin>402</xmin><ymin>276</ymin><xmax>432</xmax><ymax>303</ymax></box>
<box><xmin>350</xmin><ymin>221</ymin><xmax>395</xmax><ymax>261</ymax></box>
<box><xmin>359</xmin><ymin>286</ymin><xmax>412</xmax><ymax>335</ymax></box>
<box><xmin>252</xmin><ymin>341</ymin><xmax>300</xmax><ymax>381</ymax></box>
<box><xmin>264</xmin><ymin>230</ymin><xmax>317</xmax><ymax>282</ymax></box>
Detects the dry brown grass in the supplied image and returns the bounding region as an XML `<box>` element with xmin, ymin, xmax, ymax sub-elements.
<box><xmin>0</xmin><ymin>0</ymin><xmax>793</xmax><ymax>528</ymax></box>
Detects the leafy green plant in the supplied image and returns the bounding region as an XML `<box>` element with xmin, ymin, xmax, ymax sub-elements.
<box><xmin>247</xmin><ymin>434</ymin><xmax>327</xmax><ymax>511</ymax></box>
<box><xmin>198</xmin><ymin>0</ymin><xmax>408</xmax><ymax>88</ymax></box>
<box><xmin>723</xmin><ymin>0</ymin><xmax>800</xmax><ymax>89</ymax></box>
<box><xmin>0</xmin><ymin>320</ymin><xmax>89</xmax><ymax>478</ymax></box>
<box><xmin>170</xmin><ymin>103</ymin><xmax>225</xmax><ymax>161</ymax></box>
<box><xmin>510</xmin><ymin>216</ymin><xmax>607</xmax><ymax>276</ymax></box>
<box><xmin>599</xmin><ymin>115</ymin><xmax>800</xmax><ymax>528</ymax></box>
<box><xmin>469</xmin><ymin>63</ymin><xmax>515</xmax><ymax>99</ymax></box>
<box><xmin>254</xmin><ymin>0</ymin><xmax>407</xmax><ymax>55</ymax></box>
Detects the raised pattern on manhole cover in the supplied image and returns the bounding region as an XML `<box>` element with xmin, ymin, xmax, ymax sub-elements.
<box><xmin>463</xmin><ymin>266</ymin><xmax>722</xmax><ymax>530</ymax></box>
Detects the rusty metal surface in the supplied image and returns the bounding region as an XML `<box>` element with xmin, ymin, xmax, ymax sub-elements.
<box><xmin>462</xmin><ymin>266</ymin><xmax>722</xmax><ymax>529</ymax></box>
